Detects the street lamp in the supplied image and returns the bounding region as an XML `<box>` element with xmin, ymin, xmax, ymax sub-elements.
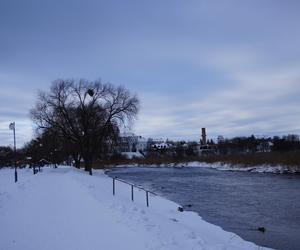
<box><xmin>9</xmin><ymin>122</ymin><xmax>17</xmax><ymax>182</ymax></box>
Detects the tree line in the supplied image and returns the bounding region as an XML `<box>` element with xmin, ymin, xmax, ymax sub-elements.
<box><xmin>1</xmin><ymin>78</ymin><xmax>299</xmax><ymax>167</ymax></box>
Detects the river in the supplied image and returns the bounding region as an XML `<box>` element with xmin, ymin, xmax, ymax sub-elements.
<box><xmin>107</xmin><ymin>166</ymin><xmax>300</xmax><ymax>250</ymax></box>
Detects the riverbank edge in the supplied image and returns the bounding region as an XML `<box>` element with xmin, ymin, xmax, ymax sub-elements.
<box><xmin>103</xmin><ymin>161</ymin><xmax>300</xmax><ymax>174</ymax></box>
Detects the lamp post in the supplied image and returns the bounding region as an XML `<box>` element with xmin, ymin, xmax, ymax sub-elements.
<box><xmin>84</xmin><ymin>88</ymin><xmax>94</xmax><ymax>176</ymax></box>
<box><xmin>9</xmin><ymin>122</ymin><xmax>17</xmax><ymax>182</ymax></box>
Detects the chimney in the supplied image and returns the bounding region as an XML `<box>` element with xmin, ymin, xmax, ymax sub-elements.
<box><xmin>201</xmin><ymin>128</ymin><xmax>206</xmax><ymax>145</ymax></box>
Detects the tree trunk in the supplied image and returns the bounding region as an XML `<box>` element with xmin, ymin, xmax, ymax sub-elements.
<box><xmin>83</xmin><ymin>157</ymin><xmax>93</xmax><ymax>175</ymax></box>
<box><xmin>74</xmin><ymin>157</ymin><xmax>80</xmax><ymax>169</ymax></box>
<box><xmin>74</xmin><ymin>159</ymin><xmax>80</xmax><ymax>169</ymax></box>
<box><xmin>72</xmin><ymin>153</ymin><xmax>81</xmax><ymax>169</ymax></box>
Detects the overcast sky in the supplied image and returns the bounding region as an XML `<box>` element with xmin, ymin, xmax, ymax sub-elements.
<box><xmin>1</xmin><ymin>0</ymin><xmax>300</xmax><ymax>147</ymax></box>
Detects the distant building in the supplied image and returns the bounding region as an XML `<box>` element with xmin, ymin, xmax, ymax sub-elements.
<box><xmin>193</xmin><ymin>144</ymin><xmax>216</xmax><ymax>155</ymax></box>
<box><xmin>194</xmin><ymin>128</ymin><xmax>216</xmax><ymax>155</ymax></box>
<box><xmin>151</xmin><ymin>142</ymin><xmax>171</xmax><ymax>150</ymax></box>
<box><xmin>118</xmin><ymin>133</ymin><xmax>147</xmax><ymax>153</ymax></box>
<box><xmin>257</xmin><ymin>141</ymin><xmax>273</xmax><ymax>152</ymax></box>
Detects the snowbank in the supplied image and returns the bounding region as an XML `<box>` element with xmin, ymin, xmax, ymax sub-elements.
<box><xmin>186</xmin><ymin>162</ymin><xmax>300</xmax><ymax>174</ymax></box>
<box><xmin>108</xmin><ymin>161</ymin><xmax>300</xmax><ymax>174</ymax></box>
<box><xmin>0</xmin><ymin>166</ymin><xmax>271</xmax><ymax>250</ymax></box>
<box><xmin>121</xmin><ymin>151</ymin><xmax>144</xmax><ymax>159</ymax></box>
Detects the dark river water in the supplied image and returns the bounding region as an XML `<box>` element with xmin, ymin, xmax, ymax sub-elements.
<box><xmin>107</xmin><ymin>166</ymin><xmax>300</xmax><ymax>250</ymax></box>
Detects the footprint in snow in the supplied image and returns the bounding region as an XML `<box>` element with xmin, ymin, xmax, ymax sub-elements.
<box><xmin>187</xmin><ymin>231</ymin><xmax>197</xmax><ymax>240</ymax></box>
<box><xmin>18</xmin><ymin>184</ymin><xmax>25</xmax><ymax>190</ymax></box>
<box><xmin>145</xmin><ymin>224</ymin><xmax>155</xmax><ymax>231</ymax></box>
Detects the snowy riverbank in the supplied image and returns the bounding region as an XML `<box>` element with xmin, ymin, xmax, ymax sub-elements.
<box><xmin>0</xmin><ymin>166</ymin><xmax>271</xmax><ymax>250</ymax></box>
<box><xmin>191</xmin><ymin>162</ymin><xmax>300</xmax><ymax>174</ymax></box>
<box><xmin>108</xmin><ymin>161</ymin><xmax>300</xmax><ymax>174</ymax></box>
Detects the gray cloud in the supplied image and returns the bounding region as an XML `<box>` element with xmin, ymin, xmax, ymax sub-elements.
<box><xmin>1</xmin><ymin>0</ymin><xmax>300</xmax><ymax>145</ymax></box>
<box><xmin>134</xmin><ymin>50</ymin><xmax>300</xmax><ymax>140</ymax></box>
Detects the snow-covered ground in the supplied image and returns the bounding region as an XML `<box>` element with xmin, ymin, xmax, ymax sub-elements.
<box><xmin>0</xmin><ymin>166</ymin><xmax>271</xmax><ymax>250</ymax></box>
<box><xmin>109</xmin><ymin>161</ymin><xmax>300</xmax><ymax>174</ymax></box>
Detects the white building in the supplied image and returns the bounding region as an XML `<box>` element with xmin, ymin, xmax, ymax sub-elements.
<box><xmin>151</xmin><ymin>142</ymin><xmax>171</xmax><ymax>150</ymax></box>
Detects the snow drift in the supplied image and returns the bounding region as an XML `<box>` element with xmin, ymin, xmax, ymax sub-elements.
<box><xmin>0</xmin><ymin>166</ymin><xmax>271</xmax><ymax>250</ymax></box>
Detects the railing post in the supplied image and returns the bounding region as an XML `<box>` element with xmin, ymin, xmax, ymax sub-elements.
<box><xmin>110</xmin><ymin>176</ymin><xmax>155</xmax><ymax>207</ymax></box>
<box><xmin>131</xmin><ymin>185</ymin><xmax>134</xmax><ymax>202</ymax></box>
<box><xmin>113</xmin><ymin>178</ymin><xmax>115</xmax><ymax>195</ymax></box>
<box><xmin>146</xmin><ymin>191</ymin><xmax>149</xmax><ymax>207</ymax></box>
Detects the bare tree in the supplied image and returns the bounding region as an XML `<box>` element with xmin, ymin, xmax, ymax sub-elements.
<box><xmin>31</xmin><ymin>79</ymin><xmax>139</xmax><ymax>174</ymax></box>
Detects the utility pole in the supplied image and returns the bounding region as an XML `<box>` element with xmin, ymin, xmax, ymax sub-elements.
<box><xmin>9</xmin><ymin>122</ymin><xmax>17</xmax><ymax>182</ymax></box>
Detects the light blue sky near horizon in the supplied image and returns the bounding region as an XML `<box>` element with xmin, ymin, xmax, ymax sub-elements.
<box><xmin>1</xmin><ymin>0</ymin><xmax>300</xmax><ymax>147</ymax></box>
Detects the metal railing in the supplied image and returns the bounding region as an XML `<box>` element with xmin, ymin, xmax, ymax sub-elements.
<box><xmin>110</xmin><ymin>176</ymin><xmax>156</xmax><ymax>207</ymax></box>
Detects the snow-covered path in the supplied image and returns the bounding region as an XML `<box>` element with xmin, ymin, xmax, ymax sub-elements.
<box><xmin>0</xmin><ymin>167</ymin><xmax>271</xmax><ymax>250</ymax></box>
